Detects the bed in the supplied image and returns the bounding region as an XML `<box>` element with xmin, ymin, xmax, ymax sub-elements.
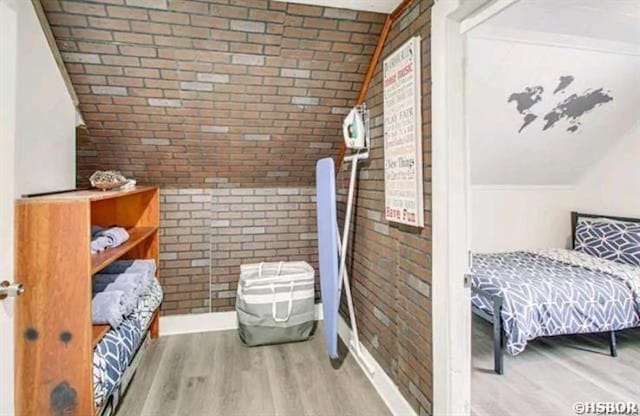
<box><xmin>93</xmin><ymin>279</ymin><xmax>163</xmax><ymax>411</ymax></box>
<box><xmin>471</xmin><ymin>212</ymin><xmax>640</xmax><ymax>374</ymax></box>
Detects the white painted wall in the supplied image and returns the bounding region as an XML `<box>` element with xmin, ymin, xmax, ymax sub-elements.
<box><xmin>467</xmin><ymin>22</ymin><xmax>640</xmax><ymax>253</ymax></box>
<box><xmin>574</xmin><ymin>124</ymin><xmax>640</xmax><ymax>218</ymax></box>
<box><xmin>470</xmin><ymin>186</ymin><xmax>576</xmax><ymax>253</ymax></box>
<box><xmin>15</xmin><ymin>0</ymin><xmax>76</xmax><ymax>196</ymax></box>
<box><xmin>466</xmin><ymin>33</ymin><xmax>640</xmax><ymax>186</ymax></box>
<box><xmin>0</xmin><ymin>1</ymin><xmax>18</xmax><ymax>414</ymax></box>
<box><xmin>470</xmin><ymin>126</ymin><xmax>640</xmax><ymax>253</ymax></box>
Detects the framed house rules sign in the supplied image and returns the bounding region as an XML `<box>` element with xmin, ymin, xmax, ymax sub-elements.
<box><xmin>383</xmin><ymin>36</ymin><xmax>424</xmax><ymax>227</ymax></box>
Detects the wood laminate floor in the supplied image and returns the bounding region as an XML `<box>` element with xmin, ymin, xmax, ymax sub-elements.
<box><xmin>116</xmin><ymin>324</ymin><xmax>391</xmax><ymax>416</ymax></box>
<box><xmin>472</xmin><ymin>315</ymin><xmax>640</xmax><ymax>416</ymax></box>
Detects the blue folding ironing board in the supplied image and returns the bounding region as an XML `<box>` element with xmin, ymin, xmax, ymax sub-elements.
<box><xmin>315</xmin><ymin>157</ymin><xmax>339</xmax><ymax>359</ymax></box>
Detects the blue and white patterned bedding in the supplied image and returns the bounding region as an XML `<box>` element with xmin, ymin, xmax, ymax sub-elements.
<box><xmin>93</xmin><ymin>279</ymin><xmax>163</xmax><ymax>407</ymax></box>
<box><xmin>472</xmin><ymin>248</ymin><xmax>640</xmax><ymax>355</ymax></box>
<box><xmin>575</xmin><ymin>217</ymin><xmax>640</xmax><ymax>267</ymax></box>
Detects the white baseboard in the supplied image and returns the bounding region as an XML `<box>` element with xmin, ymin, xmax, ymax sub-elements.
<box><xmin>160</xmin><ymin>311</ymin><xmax>237</xmax><ymax>336</ymax></box>
<box><xmin>338</xmin><ymin>316</ymin><xmax>417</xmax><ymax>416</ymax></box>
<box><xmin>160</xmin><ymin>303</ymin><xmax>324</xmax><ymax>337</ymax></box>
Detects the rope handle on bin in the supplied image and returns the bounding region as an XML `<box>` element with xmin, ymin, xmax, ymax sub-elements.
<box><xmin>258</xmin><ymin>261</ymin><xmax>284</xmax><ymax>278</ymax></box>
<box><xmin>258</xmin><ymin>262</ymin><xmax>293</xmax><ymax>322</ymax></box>
<box><xmin>271</xmin><ymin>281</ymin><xmax>294</xmax><ymax>322</ymax></box>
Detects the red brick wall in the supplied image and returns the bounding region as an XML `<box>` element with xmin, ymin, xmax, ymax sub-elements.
<box><xmin>337</xmin><ymin>1</ymin><xmax>433</xmax><ymax>414</ymax></box>
<box><xmin>159</xmin><ymin>188</ymin><xmax>211</xmax><ymax>314</ymax></box>
<box><xmin>42</xmin><ymin>0</ymin><xmax>385</xmax><ymax>187</ymax></box>
<box><xmin>42</xmin><ymin>0</ymin><xmax>384</xmax><ymax>315</ymax></box>
<box><xmin>159</xmin><ymin>186</ymin><xmax>318</xmax><ymax>315</ymax></box>
<box><xmin>209</xmin><ymin>187</ymin><xmax>318</xmax><ymax>311</ymax></box>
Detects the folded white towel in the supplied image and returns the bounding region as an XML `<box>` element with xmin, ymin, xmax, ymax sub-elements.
<box><xmin>91</xmin><ymin>236</ymin><xmax>111</xmax><ymax>254</ymax></box>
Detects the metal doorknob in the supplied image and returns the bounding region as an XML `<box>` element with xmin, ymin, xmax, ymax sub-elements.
<box><xmin>0</xmin><ymin>280</ymin><xmax>24</xmax><ymax>300</ymax></box>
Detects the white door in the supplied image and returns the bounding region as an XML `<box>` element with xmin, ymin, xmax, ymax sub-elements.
<box><xmin>0</xmin><ymin>0</ymin><xmax>18</xmax><ymax>415</ymax></box>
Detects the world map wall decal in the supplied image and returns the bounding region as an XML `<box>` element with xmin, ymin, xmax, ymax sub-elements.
<box><xmin>507</xmin><ymin>75</ymin><xmax>613</xmax><ymax>133</ymax></box>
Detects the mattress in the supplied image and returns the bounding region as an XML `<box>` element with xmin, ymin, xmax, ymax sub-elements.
<box><xmin>472</xmin><ymin>248</ymin><xmax>640</xmax><ymax>356</ymax></box>
<box><xmin>93</xmin><ymin>279</ymin><xmax>163</xmax><ymax>408</ymax></box>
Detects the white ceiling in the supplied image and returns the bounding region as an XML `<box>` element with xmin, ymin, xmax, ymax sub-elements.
<box><xmin>488</xmin><ymin>0</ymin><xmax>640</xmax><ymax>44</ymax></box>
<box><xmin>467</xmin><ymin>34</ymin><xmax>640</xmax><ymax>185</ymax></box>
<box><xmin>278</xmin><ymin>0</ymin><xmax>399</xmax><ymax>13</ymax></box>
<box><xmin>467</xmin><ymin>0</ymin><xmax>640</xmax><ymax>185</ymax></box>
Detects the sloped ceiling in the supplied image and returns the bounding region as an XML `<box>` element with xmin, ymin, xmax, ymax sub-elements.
<box><xmin>467</xmin><ymin>1</ymin><xmax>640</xmax><ymax>185</ymax></box>
<box><xmin>488</xmin><ymin>0</ymin><xmax>640</xmax><ymax>45</ymax></box>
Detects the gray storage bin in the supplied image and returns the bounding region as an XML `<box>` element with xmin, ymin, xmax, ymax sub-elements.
<box><xmin>236</xmin><ymin>261</ymin><xmax>315</xmax><ymax>346</ymax></box>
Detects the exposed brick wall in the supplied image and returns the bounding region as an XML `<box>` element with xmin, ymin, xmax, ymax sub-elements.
<box><xmin>209</xmin><ymin>187</ymin><xmax>318</xmax><ymax>310</ymax></box>
<box><xmin>41</xmin><ymin>0</ymin><xmax>385</xmax><ymax>188</ymax></box>
<box><xmin>42</xmin><ymin>0</ymin><xmax>376</xmax><ymax>315</ymax></box>
<box><xmin>160</xmin><ymin>188</ymin><xmax>211</xmax><ymax>314</ymax></box>
<box><xmin>159</xmin><ymin>187</ymin><xmax>317</xmax><ymax>315</ymax></box>
<box><xmin>337</xmin><ymin>1</ymin><xmax>433</xmax><ymax>415</ymax></box>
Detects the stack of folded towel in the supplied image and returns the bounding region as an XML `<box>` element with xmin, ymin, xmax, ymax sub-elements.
<box><xmin>92</xmin><ymin>260</ymin><xmax>158</xmax><ymax>328</ymax></box>
<box><xmin>91</xmin><ymin>226</ymin><xmax>130</xmax><ymax>254</ymax></box>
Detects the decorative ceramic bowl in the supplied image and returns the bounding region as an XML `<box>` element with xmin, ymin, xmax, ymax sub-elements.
<box><xmin>92</xmin><ymin>181</ymin><xmax>128</xmax><ymax>191</ymax></box>
<box><xmin>90</xmin><ymin>171</ymin><xmax>128</xmax><ymax>191</ymax></box>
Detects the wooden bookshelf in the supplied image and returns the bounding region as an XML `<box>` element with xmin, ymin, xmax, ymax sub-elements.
<box><xmin>15</xmin><ymin>186</ymin><xmax>161</xmax><ymax>416</ymax></box>
<box><xmin>92</xmin><ymin>325</ymin><xmax>110</xmax><ymax>347</ymax></box>
<box><xmin>91</xmin><ymin>226</ymin><xmax>158</xmax><ymax>274</ymax></box>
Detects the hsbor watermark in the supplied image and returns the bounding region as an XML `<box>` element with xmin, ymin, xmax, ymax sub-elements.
<box><xmin>574</xmin><ymin>402</ymin><xmax>640</xmax><ymax>415</ymax></box>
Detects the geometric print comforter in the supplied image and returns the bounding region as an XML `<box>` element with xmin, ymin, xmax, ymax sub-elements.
<box><xmin>93</xmin><ymin>279</ymin><xmax>163</xmax><ymax>408</ymax></box>
<box><xmin>472</xmin><ymin>249</ymin><xmax>640</xmax><ymax>355</ymax></box>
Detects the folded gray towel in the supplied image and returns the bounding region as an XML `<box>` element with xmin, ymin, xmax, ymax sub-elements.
<box><xmin>90</xmin><ymin>226</ymin><xmax>130</xmax><ymax>254</ymax></box>
<box><xmin>102</xmin><ymin>259</ymin><xmax>156</xmax><ymax>276</ymax></box>
<box><xmin>93</xmin><ymin>272</ymin><xmax>150</xmax><ymax>296</ymax></box>
<box><xmin>102</xmin><ymin>260</ymin><xmax>156</xmax><ymax>287</ymax></box>
<box><xmin>100</xmin><ymin>227</ymin><xmax>130</xmax><ymax>247</ymax></box>
<box><xmin>91</xmin><ymin>225</ymin><xmax>104</xmax><ymax>238</ymax></box>
<box><xmin>92</xmin><ymin>290</ymin><xmax>127</xmax><ymax>328</ymax></box>
<box><xmin>93</xmin><ymin>280</ymin><xmax>137</xmax><ymax>314</ymax></box>
<box><xmin>92</xmin><ymin>273</ymin><xmax>118</xmax><ymax>285</ymax></box>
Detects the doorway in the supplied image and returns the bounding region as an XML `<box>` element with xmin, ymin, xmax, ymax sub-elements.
<box><xmin>430</xmin><ymin>0</ymin><xmax>502</xmax><ymax>414</ymax></box>
<box><xmin>460</xmin><ymin>1</ymin><xmax>640</xmax><ymax>414</ymax></box>
<box><xmin>0</xmin><ymin>1</ymin><xmax>18</xmax><ymax>414</ymax></box>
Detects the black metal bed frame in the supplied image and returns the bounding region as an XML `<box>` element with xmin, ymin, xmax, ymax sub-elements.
<box><xmin>472</xmin><ymin>211</ymin><xmax>640</xmax><ymax>375</ymax></box>
<box><xmin>471</xmin><ymin>287</ymin><xmax>506</xmax><ymax>374</ymax></box>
